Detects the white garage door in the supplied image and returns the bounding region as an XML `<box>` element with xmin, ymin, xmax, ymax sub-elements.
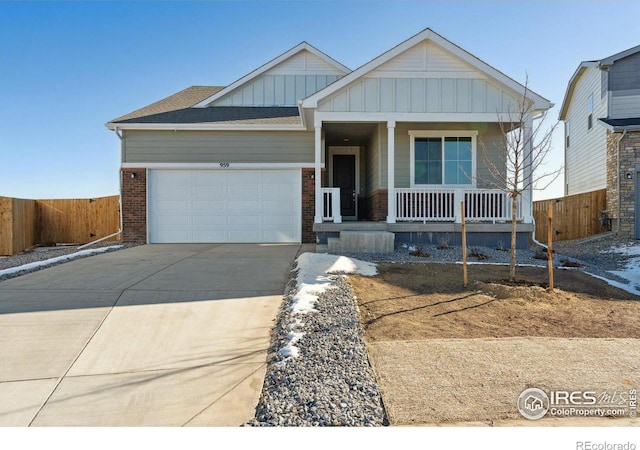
<box><xmin>148</xmin><ymin>169</ymin><xmax>301</xmax><ymax>243</ymax></box>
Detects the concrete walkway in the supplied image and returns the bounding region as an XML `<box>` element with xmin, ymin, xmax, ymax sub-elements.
<box><xmin>0</xmin><ymin>243</ymin><xmax>303</xmax><ymax>426</ymax></box>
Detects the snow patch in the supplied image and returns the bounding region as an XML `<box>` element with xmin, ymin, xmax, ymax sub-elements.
<box><xmin>279</xmin><ymin>253</ymin><xmax>377</xmax><ymax>359</ymax></box>
<box><xmin>290</xmin><ymin>253</ymin><xmax>377</xmax><ymax>314</ymax></box>
<box><xmin>0</xmin><ymin>246</ymin><xmax>124</xmax><ymax>277</ymax></box>
<box><xmin>602</xmin><ymin>243</ymin><xmax>640</xmax><ymax>294</ymax></box>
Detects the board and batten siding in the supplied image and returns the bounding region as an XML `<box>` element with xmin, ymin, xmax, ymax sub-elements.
<box><xmin>212</xmin><ymin>50</ymin><xmax>345</xmax><ymax>107</ymax></box>
<box><xmin>318</xmin><ymin>77</ymin><xmax>520</xmax><ymax>114</ymax></box>
<box><xmin>122</xmin><ymin>130</ymin><xmax>314</xmax><ymax>164</ymax></box>
<box><xmin>317</xmin><ymin>40</ymin><xmax>521</xmax><ymax>114</ymax></box>
<box><xmin>564</xmin><ymin>67</ymin><xmax>608</xmax><ymax>195</ymax></box>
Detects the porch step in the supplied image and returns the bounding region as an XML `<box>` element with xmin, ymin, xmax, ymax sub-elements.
<box><xmin>327</xmin><ymin>231</ymin><xmax>394</xmax><ymax>254</ymax></box>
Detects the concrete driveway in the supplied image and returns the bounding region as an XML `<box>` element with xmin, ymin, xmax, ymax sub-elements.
<box><xmin>0</xmin><ymin>243</ymin><xmax>303</xmax><ymax>426</ymax></box>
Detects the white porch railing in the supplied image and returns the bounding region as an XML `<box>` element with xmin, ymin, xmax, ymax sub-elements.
<box><xmin>321</xmin><ymin>188</ymin><xmax>342</xmax><ymax>223</ymax></box>
<box><xmin>395</xmin><ymin>188</ymin><xmax>522</xmax><ymax>223</ymax></box>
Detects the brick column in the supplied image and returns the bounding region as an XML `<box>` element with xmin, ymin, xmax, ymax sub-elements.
<box><xmin>121</xmin><ymin>169</ymin><xmax>147</xmax><ymax>243</ymax></box>
<box><xmin>301</xmin><ymin>168</ymin><xmax>316</xmax><ymax>243</ymax></box>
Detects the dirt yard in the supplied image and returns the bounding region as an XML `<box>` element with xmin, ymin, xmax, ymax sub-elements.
<box><xmin>349</xmin><ymin>264</ymin><xmax>640</xmax><ymax>425</ymax></box>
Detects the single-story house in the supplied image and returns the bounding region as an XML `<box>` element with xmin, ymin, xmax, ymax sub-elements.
<box><xmin>107</xmin><ymin>28</ymin><xmax>551</xmax><ymax>250</ymax></box>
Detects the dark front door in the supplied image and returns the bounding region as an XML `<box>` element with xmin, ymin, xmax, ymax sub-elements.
<box><xmin>333</xmin><ymin>154</ymin><xmax>356</xmax><ymax>217</ymax></box>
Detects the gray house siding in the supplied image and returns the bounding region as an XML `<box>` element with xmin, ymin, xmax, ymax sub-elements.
<box><xmin>609</xmin><ymin>51</ymin><xmax>640</xmax><ymax>119</ymax></box>
<box><xmin>123</xmin><ymin>130</ymin><xmax>314</xmax><ymax>163</ymax></box>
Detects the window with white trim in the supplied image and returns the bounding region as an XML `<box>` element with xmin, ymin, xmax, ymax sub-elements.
<box><xmin>587</xmin><ymin>95</ymin><xmax>593</xmax><ymax>130</ymax></box>
<box><xmin>409</xmin><ymin>131</ymin><xmax>477</xmax><ymax>186</ymax></box>
<box><xmin>565</xmin><ymin>120</ymin><xmax>570</xmax><ymax>148</ymax></box>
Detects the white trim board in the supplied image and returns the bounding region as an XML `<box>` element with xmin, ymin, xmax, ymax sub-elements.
<box><xmin>122</xmin><ymin>162</ymin><xmax>323</xmax><ymax>170</ymax></box>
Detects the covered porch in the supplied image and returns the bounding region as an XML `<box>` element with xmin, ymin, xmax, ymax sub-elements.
<box><xmin>312</xmin><ymin>120</ymin><xmax>533</xmax><ymax>226</ymax></box>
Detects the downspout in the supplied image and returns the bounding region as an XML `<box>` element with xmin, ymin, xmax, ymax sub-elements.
<box><xmin>615</xmin><ymin>129</ymin><xmax>627</xmax><ymax>234</ymax></box>
<box><xmin>78</xmin><ymin>127</ymin><xmax>124</xmax><ymax>249</ymax></box>
<box><xmin>529</xmin><ymin>111</ymin><xmax>548</xmax><ymax>249</ymax></box>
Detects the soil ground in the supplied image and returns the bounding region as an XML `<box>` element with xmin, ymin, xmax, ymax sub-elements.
<box><xmin>350</xmin><ymin>264</ymin><xmax>640</xmax><ymax>341</ymax></box>
<box><xmin>349</xmin><ymin>264</ymin><xmax>640</xmax><ymax>425</ymax></box>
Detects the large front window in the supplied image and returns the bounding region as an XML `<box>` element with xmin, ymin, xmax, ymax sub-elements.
<box><xmin>410</xmin><ymin>131</ymin><xmax>476</xmax><ymax>186</ymax></box>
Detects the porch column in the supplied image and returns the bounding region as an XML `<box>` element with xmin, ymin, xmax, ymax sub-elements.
<box><xmin>314</xmin><ymin>124</ymin><xmax>323</xmax><ymax>224</ymax></box>
<box><xmin>521</xmin><ymin>117</ymin><xmax>534</xmax><ymax>223</ymax></box>
<box><xmin>387</xmin><ymin>120</ymin><xmax>396</xmax><ymax>223</ymax></box>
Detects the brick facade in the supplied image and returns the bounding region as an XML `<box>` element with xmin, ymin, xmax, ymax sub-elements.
<box><xmin>366</xmin><ymin>189</ymin><xmax>388</xmax><ymax>221</ymax></box>
<box><xmin>605</xmin><ymin>130</ymin><xmax>640</xmax><ymax>237</ymax></box>
<box><xmin>121</xmin><ymin>168</ymin><xmax>147</xmax><ymax>243</ymax></box>
<box><xmin>301</xmin><ymin>168</ymin><xmax>316</xmax><ymax>243</ymax></box>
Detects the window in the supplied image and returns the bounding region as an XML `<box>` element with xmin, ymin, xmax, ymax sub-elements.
<box><xmin>565</xmin><ymin>121</ymin><xmax>570</xmax><ymax>148</ymax></box>
<box><xmin>587</xmin><ymin>95</ymin><xmax>593</xmax><ymax>130</ymax></box>
<box><xmin>410</xmin><ymin>131</ymin><xmax>476</xmax><ymax>186</ymax></box>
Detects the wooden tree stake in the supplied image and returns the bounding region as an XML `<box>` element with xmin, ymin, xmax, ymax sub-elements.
<box><xmin>461</xmin><ymin>201</ymin><xmax>467</xmax><ymax>288</ymax></box>
<box><xmin>547</xmin><ymin>200</ymin><xmax>554</xmax><ymax>291</ymax></box>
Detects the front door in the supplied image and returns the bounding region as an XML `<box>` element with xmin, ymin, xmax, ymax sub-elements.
<box><xmin>333</xmin><ymin>154</ymin><xmax>357</xmax><ymax>218</ymax></box>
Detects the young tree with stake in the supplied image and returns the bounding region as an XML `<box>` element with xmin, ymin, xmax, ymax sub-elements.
<box><xmin>480</xmin><ymin>79</ymin><xmax>561</xmax><ymax>281</ymax></box>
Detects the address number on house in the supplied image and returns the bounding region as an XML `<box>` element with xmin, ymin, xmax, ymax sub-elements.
<box><xmin>219</xmin><ymin>162</ymin><xmax>230</xmax><ymax>168</ymax></box>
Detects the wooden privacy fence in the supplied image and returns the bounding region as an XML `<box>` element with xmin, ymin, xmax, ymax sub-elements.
<box><xmin>0</xmin><ymin>195</ymin><xmax>120</xmax><ymax>256</ymax></box>
<box><xmin>533</xmin><ymin>189</ymin><xmax>607</xmax><ymax>242</ymax></box>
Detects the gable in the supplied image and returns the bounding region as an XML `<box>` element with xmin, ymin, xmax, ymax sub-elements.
<box><xmin>305</xmin><ymin>28</ymin><xmax>550</xmax><ymax>113</ymax></box>
<box><xmin>317</xmin><ymin>40</ymin><xmax>522</xmax><ymax>114</ymax></box>
<box><xmin>210</xmin><ymin>49</ymin><xmax>347</xmax><ymax>107</ymax></box>
<box><xmin>373</xmin><ymin>41</ymin><xmax>477</xmax><ymax>74</ymax></box>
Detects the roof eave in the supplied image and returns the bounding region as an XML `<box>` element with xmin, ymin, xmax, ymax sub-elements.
<box><xmin>106</xmin><ymin>122</ymin><xmax>305</xmax><ymax>131</ymax></box>
<box><xmin>558</xmin><ymin>62</ymin><xmax>598</xmax><ymax>121</ymax></box>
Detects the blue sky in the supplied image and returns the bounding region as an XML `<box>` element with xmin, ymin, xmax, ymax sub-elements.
<box><xmin>1</xmin><ymin>0</ymin><xmax>639</xmax><ymax>200</ymax></box>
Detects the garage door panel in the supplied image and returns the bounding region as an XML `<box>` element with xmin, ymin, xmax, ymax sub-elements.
<box><xmin>191</xmin><ymin>171</ymin><xmax>225</xmax><ymax>185</ymax></box>
<box><xmin>227</xmin><ymin>185</ymin><xmax>260</xmax><ymax>198</ymax></box>
<box><xmin>149</xmin><ymin>169</ymin><xmax>301</xmax><ymax>243</ymax></box>
<box><xmin>227</xmin><ymin>215</ymin><xmax>260</xmax><ymax>227</ymax></box>
<box><xmin>192</xmin><ymin>216</ymin><xmax>225</xmax><ymax>227</ymax></box>
<box><xmin>192</xmin><ymin>200</ymin><xmax>224</xmax><ymax>212</ymax></box>
<box><xmin>192</xmin><ymin>186</ymin><xmax>225</xmax><ymax>198</ymax></box>
<box><xmin>228</xmin><ymin>200</ymin><xmax>260</xmax><ymax>212</ymax></box>
<box><xmin>154</xmin><ymin>170</ymin><xmax>190</xmax><ymax>185</ymax></box>
<box><xmin>263</xmin><ymin>215</ymin><xmax>295</xmax><ymax>226</ymax></box>
<box><xmin>227</xmin><ymin>171</ymin><xmax>260</xmax><ymax>185</ymax></box>
<box><xmin>154</xmin><ymin>201</ymin><xmax>189</xmax><ymax>216</ymax></box>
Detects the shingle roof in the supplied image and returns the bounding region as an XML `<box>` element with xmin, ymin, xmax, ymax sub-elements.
<box><xmin>112</xmin><ymin>106</ymin><xmax>301</xmax><ymax>125</ymax></box>
<box><xmin>109</xmin><ymin>86</ymin><xmax>224</xmax><ymax>123</ymax></box>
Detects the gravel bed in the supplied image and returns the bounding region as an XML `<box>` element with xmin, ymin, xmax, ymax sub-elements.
<box><xmin>248</xmin><ymin>275</ymin><xmax>387</xmax><ymax>427</ymax></box>
<box><xmin>0</xmin><ymin>240</ymin><xmax>138</xmax><ymax>283</ymax></box>
<box><xmin>339</xmin><ymin>242</ymin><xmax>549</xmax><ymax>267</ymax></box>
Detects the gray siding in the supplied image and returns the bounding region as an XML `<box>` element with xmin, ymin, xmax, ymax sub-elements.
<box><xmin>213</xmin><ymin>74</ymin><xmax>341</xmax><ymax>107</ymax></box>
<box><xmin>318</xmin><ymin>77</ymin><xmax>520</xmax><ymax>114</ymax></box>
<box><xmin>123</xmin><ymin>130</ymin><xmax>314</xmax><ymax>163</ymax></box>
<box><xmin>564</xmin><ymin>66</ymin><xmax>607</xmax><ymax>195</ymax></box>
<box><xmin>609</xmin><ymin>51</ymin><xmax>640</xmax><ymax>92</ymax></box>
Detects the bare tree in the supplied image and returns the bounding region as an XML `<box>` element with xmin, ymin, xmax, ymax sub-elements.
<box><xmin>480</xmin><ymin>78</ymin><xmax>561</xmax><ymax>281</ymax></box>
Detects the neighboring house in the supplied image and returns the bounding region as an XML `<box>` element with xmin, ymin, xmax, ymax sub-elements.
<box><xmin>107</xmin><ymin>28</ymin><xmax>551</xmax><ymax>250</ymax></box>
<box><xmin>559</xmin><ymin>44</ymin><xmax>640</xmax><ymax>238</ymax></box>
